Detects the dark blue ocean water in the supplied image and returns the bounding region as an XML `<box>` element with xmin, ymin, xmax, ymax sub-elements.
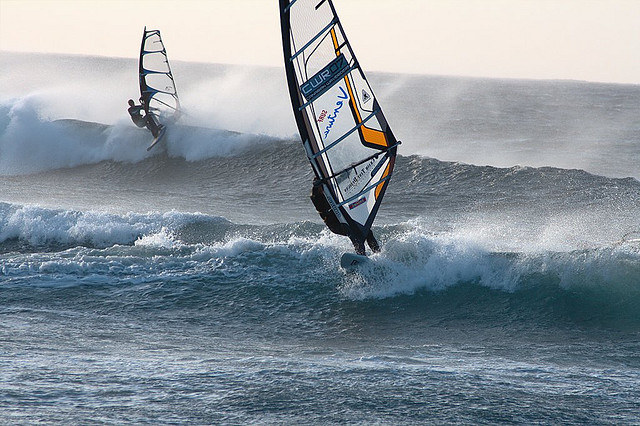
<box><xmin>1</xmin><ymin>52</ymin><xmax>640</xmax><ymax>423</ymax></box>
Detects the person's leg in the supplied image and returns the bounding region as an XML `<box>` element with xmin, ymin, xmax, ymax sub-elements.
<box><xmin>366</xmin><ymin>231</ymin><xmax>380</xmax><ymax>253</ymax></box>
<box><xmin>351</xmin><ymin>237</ymin><xmax>366</xmax><ymax>255</ymax></box>
<box><xmin>145</xmin><ymin>115</ymin><xmax>161</xmax><ymax>137</ymax></box>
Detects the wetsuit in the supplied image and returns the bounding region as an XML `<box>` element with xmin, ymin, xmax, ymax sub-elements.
<box><xmin>128</xmin><ymin>103</ymin><xmax>163</xmax><ymax>137</ymax></box>
<box><xmin>145</xmin><ymin>114</ymin><xmax>162</xmax><ymax>138</ymax></box>
<box><xmin>310</xmin><ymin>179</ymin><xmax>381</xmax><ymax>255</ymax></box>
<box><xmin>310</xmin><ymin>179</ymin><xmax>348</xmax><ymax>236</ymax></box>
<box><xmin>128</xmin><ymin>105</ymin><xmax>147</xmax><ymax>128</ymax></box>
<box><xmin>366</xmin><ymin>231</ymin><xmax>380</xmax><ymax>253</ymax></box>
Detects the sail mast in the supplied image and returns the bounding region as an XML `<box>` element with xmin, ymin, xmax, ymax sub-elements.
<box><xmin>138</xmin><ymin>26</ymin><xmax>148</xmax><ymax>114</ymax></box>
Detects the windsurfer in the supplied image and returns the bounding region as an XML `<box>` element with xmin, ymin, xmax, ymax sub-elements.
<box><xmin>127</xmin><ymin>99</ymin><xmax>146</xmax><ymax>128</ymax></box>
<box><xmin>310</xmin><ymin>178</ymin><xmax>380</xmax><ymax>255</ymax></box>
<box><xmin>127</xmin><ymin>99</ymin><xmax>164</xmax><ymax>138</ymax></box>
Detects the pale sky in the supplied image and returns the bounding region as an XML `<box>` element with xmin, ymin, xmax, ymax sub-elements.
<box><xmin>2</xmin><ymin>0</ymin><xmax>640</xmax><ymax>84</ymax></box>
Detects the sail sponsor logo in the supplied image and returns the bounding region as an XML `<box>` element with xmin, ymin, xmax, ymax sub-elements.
<box><xmin>323</xmin><ymin>87</ymin><xmax>348</xmax><ymax>138</ymax></box>
<box><xmin>317</xmin><ymin>110</ymin><xmax>328</xmax><ymax>122</ymax></box>
<box><xmin>348</xmin><ymin>197</ymin><xmax>367</xmax><ymax>210</ymax></box>
<box><xmin>343</xmin><ymin>158</ymin><xmax>377</xmax><ymax>195</ymax></box>
<box><xmin>300</xmin><ymin>55</ymin><xmax>349</xmax><ymax>101</ymax></box>
<box><xmin>362</xmin><ymin>89</ymin><xmax>371</xmax><ymax>104</ymax></box>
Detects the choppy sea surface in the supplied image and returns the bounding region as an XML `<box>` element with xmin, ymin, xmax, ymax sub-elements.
<box><xmin>1</xmin><ymin>52</ymin><xmax>639</xmax><ymax>424</ymax></box>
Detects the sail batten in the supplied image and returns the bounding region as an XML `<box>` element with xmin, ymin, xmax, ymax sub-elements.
<box><xmin>280</xmin><ymin>0</ymin><xmax>399</xmax><ymax>246</ymax></box>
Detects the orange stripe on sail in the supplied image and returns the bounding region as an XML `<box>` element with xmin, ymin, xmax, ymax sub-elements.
<box><xmin>343</xmin><ymin>74</ymin><xmax>361</xmax><ymax>121</ymax></box>
<box><xmin>362</xmin><ymin>126</ymin><xmax>387</xmax><ymax>147</ymax></box>
<box><xmin>375</xmin><ymin>162</ymin><xmax>392</xmax><ymax>199</ymax></box>
<box><xmin>331</xmin><ymin>29</ymin><xmax>340</xmax><ymax>55</ymax></box>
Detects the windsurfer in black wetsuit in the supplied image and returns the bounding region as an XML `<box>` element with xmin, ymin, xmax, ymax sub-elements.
<box><xmin>127</xmin><ymin>99</ymin><xmax>146</xmax><ymax>128</ymax></box>
<box><xmin>127</xmin><ymin>98</ymin><xmax>163</xmax><ymax>138</ymax></box>
<box><xmin>310</xmin><ymin>177</ymin><xmax>380</xmax><ymax>255</ymax></box>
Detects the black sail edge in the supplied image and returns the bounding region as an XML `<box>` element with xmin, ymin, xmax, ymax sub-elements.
<box><xmin>138</xmin><ymin>26</ymin><xmax>149</xmax><ymax>114</ymax></box>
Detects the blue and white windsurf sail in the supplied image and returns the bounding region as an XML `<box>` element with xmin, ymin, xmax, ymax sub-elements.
<box><xmin>139</xmin><ymin>27</ymin><xmax>180</xmax><ymax>126</ymax></box>
<box><xmin>280</xmin><ymin>0</ymin><xmax>400</xmax><ymax>248</ymax></box>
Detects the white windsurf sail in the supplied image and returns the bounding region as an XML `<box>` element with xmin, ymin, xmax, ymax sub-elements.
<box><xmin>139</xmin><ymin>27</ymin><xmax>180</xmax><ymax>126</ymax></box>
<box><xmin>280</xmin><ymin>0</ymin><xmax>400</xmax><ymax>248</ymax></box>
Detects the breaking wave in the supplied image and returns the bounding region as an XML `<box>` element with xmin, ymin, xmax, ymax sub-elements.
<box><xmin>1</xmin><ymin>201</ymin><xmax>639</xmax><ymax>328</ymax></box>
<box><xmin>0</xmin><ymin>96</ymin><xmax>280</xmax><ymax>175</ymax></box>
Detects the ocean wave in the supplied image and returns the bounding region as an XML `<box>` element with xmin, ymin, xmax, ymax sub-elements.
<box><xmin>0</xmin><ymin>202</ymin><xmax>224</xmax><ymax>249</ymax></box>
<box><xmin>0</xmin><ymin>96</ymin><xmax>280</xmax><ymax>175</ymax></box>
<box><xmin>2</xmin><ymin>203</ymin><xmax>638</xmax><ymax>321</ymax></box>
<box><xmin>340</xmin><ymin>226</ymin><xmax>640</xmax><ymax>298</ymax></box>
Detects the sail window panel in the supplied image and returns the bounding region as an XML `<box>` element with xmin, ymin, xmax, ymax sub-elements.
<box><xmin>311</xmin><ymin>80</ymin><xmax>354</xmax><ymax>146</ymax></box>
<box><xmin>334</xmin><ymin>153</ymin><xmax>389</xmax><ymax>201</ymax></box>
<box><xmin>311</xmin><ymin>85</ymin><xmax>370</xmax><ymax>161</ymax></box>
<box><xmin>297</xmin><ymin>35</ymin><xmax>345</xmax><ymax>92</ymax></box>
<box><xmin>289</xmin><ymin>0</ymin><xmax>335</xmax><ymax>54</ymax></box>
<box><xmin>143</xmin><ymin>33</ymin><xmax>164</xmax><ymax>52</ymax></box>
<box><xmin>357</xmin><ymin>111</ymin><xmax>384</xmax><ymax>134</ymax></box>
<box><xmin>142</xmin><ymin>53</ymin><xmax>170</xmax><ymax>74</ymax></box>
<box><xmin>144</xmin><ymin>74</ymin><xmax>176</xmax><ymax>95</ymax></box>
<box><xmin>324</xmin><ymin>129</ymin><xmax>371</xmax><ymax>181</ymax></box>
<box><xmin>362</xmin><ymin>114</ymin><xmax>384</xmax><ymax>133</ymax></box>
<box><xmin>147</xmin><ymin>92</ymin><xmax>178</xmax><ymax>115</ymax></box>
<box><xmin>349</xmin><ymin>70</ymin><xmax>377</xmax><ymax>115</ymax></box>
<box><xmin>334</xmin><ymin>155</ymin><xmax>375</xmax><ymax>199</ymax></box>
<box><xmin>343</xmin><ymin>184</ymin><xmax>377</xmax><ymax>226</ymax></box>
<box><xmin>337</xmin><ymin>155</ymin><xmax>391</xmax><ymax>226</ymax></box>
